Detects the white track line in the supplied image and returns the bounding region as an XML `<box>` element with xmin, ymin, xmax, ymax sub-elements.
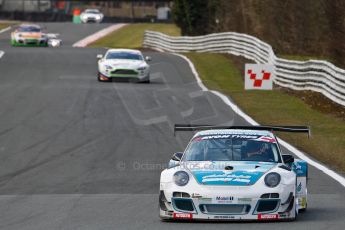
<box><xmin>0</xmin><ymin>26</ymin><xmax>11</xmax><ymax>34</ymax></box>
<box><xmin>0</xmin><ymin>51</ymin><xmax>4</xmax><ymax>59</ymax></box>
<box><xmin>72</xmin><ymin>24</ymin><xmax>127</xmax><ymax>47</ymax></box>
<box><xmin>173</xmin><ymin>53</ymin><xmax>345</xmax><ymax>187</ymax></box>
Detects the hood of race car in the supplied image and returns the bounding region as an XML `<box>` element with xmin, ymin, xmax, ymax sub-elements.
<box><xmin>17</xmin><ymin>32</ymin><xmax>42</xmax><ymax>37</ymax></box>
<box><xmin>102</xmin><ymin>59</ymin><xmax>146</xmax><ymax>70</ymax></box>
<box><xmin>187</xmin><ymin>161</ymin><xmax>276</xmax><ymax>186</ymax></box>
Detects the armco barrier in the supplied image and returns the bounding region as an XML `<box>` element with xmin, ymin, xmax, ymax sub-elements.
<box><xmin>143</xmin><ymin>31</ymin><xmax>345</xmax><ymax>107</ymax></box>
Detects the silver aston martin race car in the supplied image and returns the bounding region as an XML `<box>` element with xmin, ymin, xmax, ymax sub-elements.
<box><xmin>159</xmin><ymin>124</ymin><xmax>309</xmax><ymax>221</ymax></box>
<box><xmin>97</xmin><ymin>49</ymin><xmax>151</xmax><ymax>83</ymax></box>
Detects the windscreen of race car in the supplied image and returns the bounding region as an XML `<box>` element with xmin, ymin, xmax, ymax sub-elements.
<box><xmin>183</xmin><ymin>135</ymin><xmax>281</xmax><ymax>163</ymax></box>
<box><xmin>106</xmin><ymin>52</ymin><xmax>143</xmax><ymax>60</ymax></box>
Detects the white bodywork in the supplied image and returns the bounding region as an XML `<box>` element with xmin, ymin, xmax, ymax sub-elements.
<box><xmin>11</xmin><ymin>24</ymin><xmax>48</xmax><ymax>45</ymax></box>
<box><xmin>11</xmin><ymin>24</ymin><xmax>61</xmax><ymax>47</ymax></box>
<box><xmin>159</xmin><ymin>129</ymin><xmax>308</xmax><ymax>221</ymax></box>
<box><xmin>80</xmin><ymin>9</ymin><xmax>104</xmax><ymax>23</ymax></box>
<box><xmin>98</xmin><ymin>49</ymin><xmax>150</xmax><ymax>82</ymax></box>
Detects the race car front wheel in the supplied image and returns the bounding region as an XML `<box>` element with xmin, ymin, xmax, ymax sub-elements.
<box><xmin>140</xmin><ymin>75</ymin><xmax>150</xmax><ymax>83</ymax></box>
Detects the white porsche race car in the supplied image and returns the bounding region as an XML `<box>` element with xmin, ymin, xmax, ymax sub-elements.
<box><xmin>97</xmin><ymin>49</ymin><xmax>151</xmax><ymax>83</ymax></box>
<box><xmin>11</xmin><ymin>24</ymin><xmax>48</xmax><ymax>47</ymax></box>
<box><xmin>80</xmin><ymin>9</ymin><xmax>104</xmax><ymax>23</ymax></box>
<box><xmin>11</xmin><ymin>24</ymin><xmax>62</xmax><ymax>47</ymax></box>
<box><xmin>159</xmin><ymin>124</ymin><xmax>309</xmax><ymax>221</ymax></box>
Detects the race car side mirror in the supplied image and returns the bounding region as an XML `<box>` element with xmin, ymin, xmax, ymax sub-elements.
<box><xmin>97</xmin><ymin>54</ymin><xmax>103</xmax><ymax>59</ymax></box>
<box><xmin>172</xmin><ymin>152</ymin><xmax>183</xmax><ymax>161</ymax></box>
<box><xmin>145</xmin><ymin>56</ymin><xmax>152</xmax><ymax>62</ymax></box>
<box><xmin>282</xmin><ymin>154</ymin><xmax>294</xmax><ymax>164</ymax></box>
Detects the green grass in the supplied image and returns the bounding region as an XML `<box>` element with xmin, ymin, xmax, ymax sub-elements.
<box><xmin>0</xmin><ymin>23</ymin><xmax>11</xmax><ymax>30</ymax></box>
<box><xmin>278</xmin><ymin>54</ymin><xmax>332</xmax><ymax>62</ymax></box>
<box><xmin>89</xmin><ymin>23</ymin><xmax>181</xmax><ymax>48</ymax></box>
<box><xmin>185</xmin><ymin>53</ymin><xmax>345</xmax><ymax>172</ymax></box>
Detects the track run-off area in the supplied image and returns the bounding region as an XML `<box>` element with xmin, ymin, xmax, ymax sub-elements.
<box><xmin>0</xmin><ymin>23</ymin><xmax>344</xmax><ymax>230</ymax></box>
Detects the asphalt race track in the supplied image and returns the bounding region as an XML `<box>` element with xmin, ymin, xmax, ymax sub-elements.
<box><xmin>0</xmin><ymin>23</ymin><xmax>344</xmax><ymax>230</ymax></box>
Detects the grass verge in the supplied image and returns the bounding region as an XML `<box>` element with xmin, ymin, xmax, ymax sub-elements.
<box><xmin>278</xmin><ymin>54</ymin><xmax>333</xmax><ymax>62</ymax></box>
<box><xmin>89</xmin><ymin>23</ymin><xmax>181</xmax><ymax>49</ymax></box>
<box><xmin>0</xmin><ymin>23</ymin><xmax>11</xmax><ymax>30</ymax></box>
<box><xmin>185</xmin><ymin>52</ymin><xmax>345</xmax><ymax>172</ymax></box>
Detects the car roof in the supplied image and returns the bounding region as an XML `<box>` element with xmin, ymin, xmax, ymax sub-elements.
<box><xmin>193</xmin><ymin>129</ymin><xmax>275</xmax><ymax>138</ymax></box>
<box><xmin>107</xmin><ymin>49</ymin><xmax>142</xmax><ymax>54</ymax></box>
<box><xmin>19</xmin><ymin>24</ymin><xmax>41</xmax><ymax>28</ymax></box>
<box><xmin>85</xmin><ymin>9</ymin><xmax>100</xmax><ymax>12</ymax></box>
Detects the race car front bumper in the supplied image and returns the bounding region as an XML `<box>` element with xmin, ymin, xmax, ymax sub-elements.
<box><xmin>99</xmin><ymin>69</ymin><xmax>150</xmax><ymax>82</ymax></box>
<box><xmin>12</xmin><ymin>38</ymin><xmax>48</xmax><ymax>47</ymax></box>
<box><xmin>81</xmin><ymin>17</ymin><xmax>102</xmax><ymax>23</ymax></box>
<box><xmin>159</xmin><ymin>184</ymin><xmax>297</xmax><ymax>221</ymax></box>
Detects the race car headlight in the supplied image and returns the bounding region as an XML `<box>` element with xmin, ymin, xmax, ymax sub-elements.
<box><xmin>95</xmin><ymin>15</ymin><xmax>101</xmax><ymax>19</ymax></box>
<box><xmin>173</xmin><ymin>171</ymin><xmax>189</xmax><ymax>186</ymax></box>
<box><xmin>264</xmin><ymin>172</ymin><xmax>281</xmax><ymax>188</ymax></box>
<box><xmin>104</xmin><ymin>65</ymin><xmax>112</xmax><ymax>70</ymax></box>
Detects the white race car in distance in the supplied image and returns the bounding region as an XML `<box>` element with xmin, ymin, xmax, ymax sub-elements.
<box><xmin>80</xmin><ymin>9</ymin><xmax>104</xmax><ymax>23</ymax></box>
<box><xmin>97</xmin><ymin>49</ymin><xmax>151</xmax><ymax>83</ymax></box>
<box><xmin>11</xmin><ymin>24</ymin><xmax>48</xmax><ymax>47</ymax></box>
<box><xmin>159</xmin><ymin>124</ymin><xmax>309</xmax><ymax>221</ymax></box>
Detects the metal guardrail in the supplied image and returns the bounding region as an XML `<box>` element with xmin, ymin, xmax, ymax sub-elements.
<box><xmin>143</xmin><ymin>30</ymin><xmax>345</xmax><ymax>107</ymax></box>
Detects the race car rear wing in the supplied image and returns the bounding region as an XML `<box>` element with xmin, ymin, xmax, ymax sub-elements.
<box><xmin>174</xmin><ymin>124</ymin><xmax>311</xmax><ymax>138</ymax></box>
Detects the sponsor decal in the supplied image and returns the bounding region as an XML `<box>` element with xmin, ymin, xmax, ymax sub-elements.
<box><xmin>279</xmin><ymin>212</ymin><xmax>291</xmax><ymax>218</ymax></box>
<box><xmin>297</xmin><ymin>182</ymin><xmax>302</xmax><ymax>193</ymax></box>
<box><xmin>298</xmin><ymin>197</ymin><xmax>307</xmax><ymax>209</ymax></box>
<box><xmin>196</xmin><ymin>171</ymin><xmax>263</xmax><ymax>185</ymax></box>
<box><xmin>190</xmin><ymin>193</ymin><xmax>212</xmax><ymax>202</ymax></box>
<box><xmin>294</xmin><ymin>164</ymin><xmax>302</xmax><ymax>170</ymax></box>
<box><xmin>199</xmin><ymin>197</ymin><xmax>212</xmax><ymax>202</ymax></box>
<box><xmin>216</xmin><ymin>196</ymin><xmax>234</xmax><ymax>201</ymax></box>
<box><xmin>292</xmin><ymin>161</ymin><xmax>308</xmax><ymax>177</ymax></box>
<box><xmin>214</xmin><ymin>215</ymin><xmax>236</xmax><ymax>219</ymax></box>
<box><xmin>192</xmin><ymin>163</ymin><xmax>274</xmax><ymax>185</ymax></box>
<box><xmin>256</xmin><ymin>136</ymin><xmax>276</xmax><ymax>143</ymax></box>
<box><xmin>204</xmin><ymin>175</ymin><xmax>251</xmax><ymax>184</ymax></box>
<box><xmin>201</xmin><ymin>135</ymin><xmax>259</xmax><ymax>140</ymax></box>
<box><xmin>238</xmin><ymin>198</ymin><xmax>252</xmax><ymax>203</ymax></box>
<box><xmin>173</xmin><ymin>213</ymin><xmax>193</xmax><ymax>219</ymax></box>
<box><xmin>195</xmin><ymin>135</ymin><xmax>276</xmax><ymax>143</ymax></box>
<box><xmin>215</xmin><ymin>196</ymin><xmax>234</xmax><ymax>203</ymax></box>
<box><xmin>22</xmin><ymin>34</ymin><xmax>42</xmax><ymax>39</ymax></box>
<box><xmin>193</xmin><ymin>137</ymin><xmax>203</xmax><ymax>142</ymax></box>
<box><xmin>191</xmin><ymin>193</ymin><xmax>202</xmax><ymax>198</ymax></box>
<box><xmin>258</xmin><ymin>214</ymin><xmax>279</xmax><ymax>220</ymax></box>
